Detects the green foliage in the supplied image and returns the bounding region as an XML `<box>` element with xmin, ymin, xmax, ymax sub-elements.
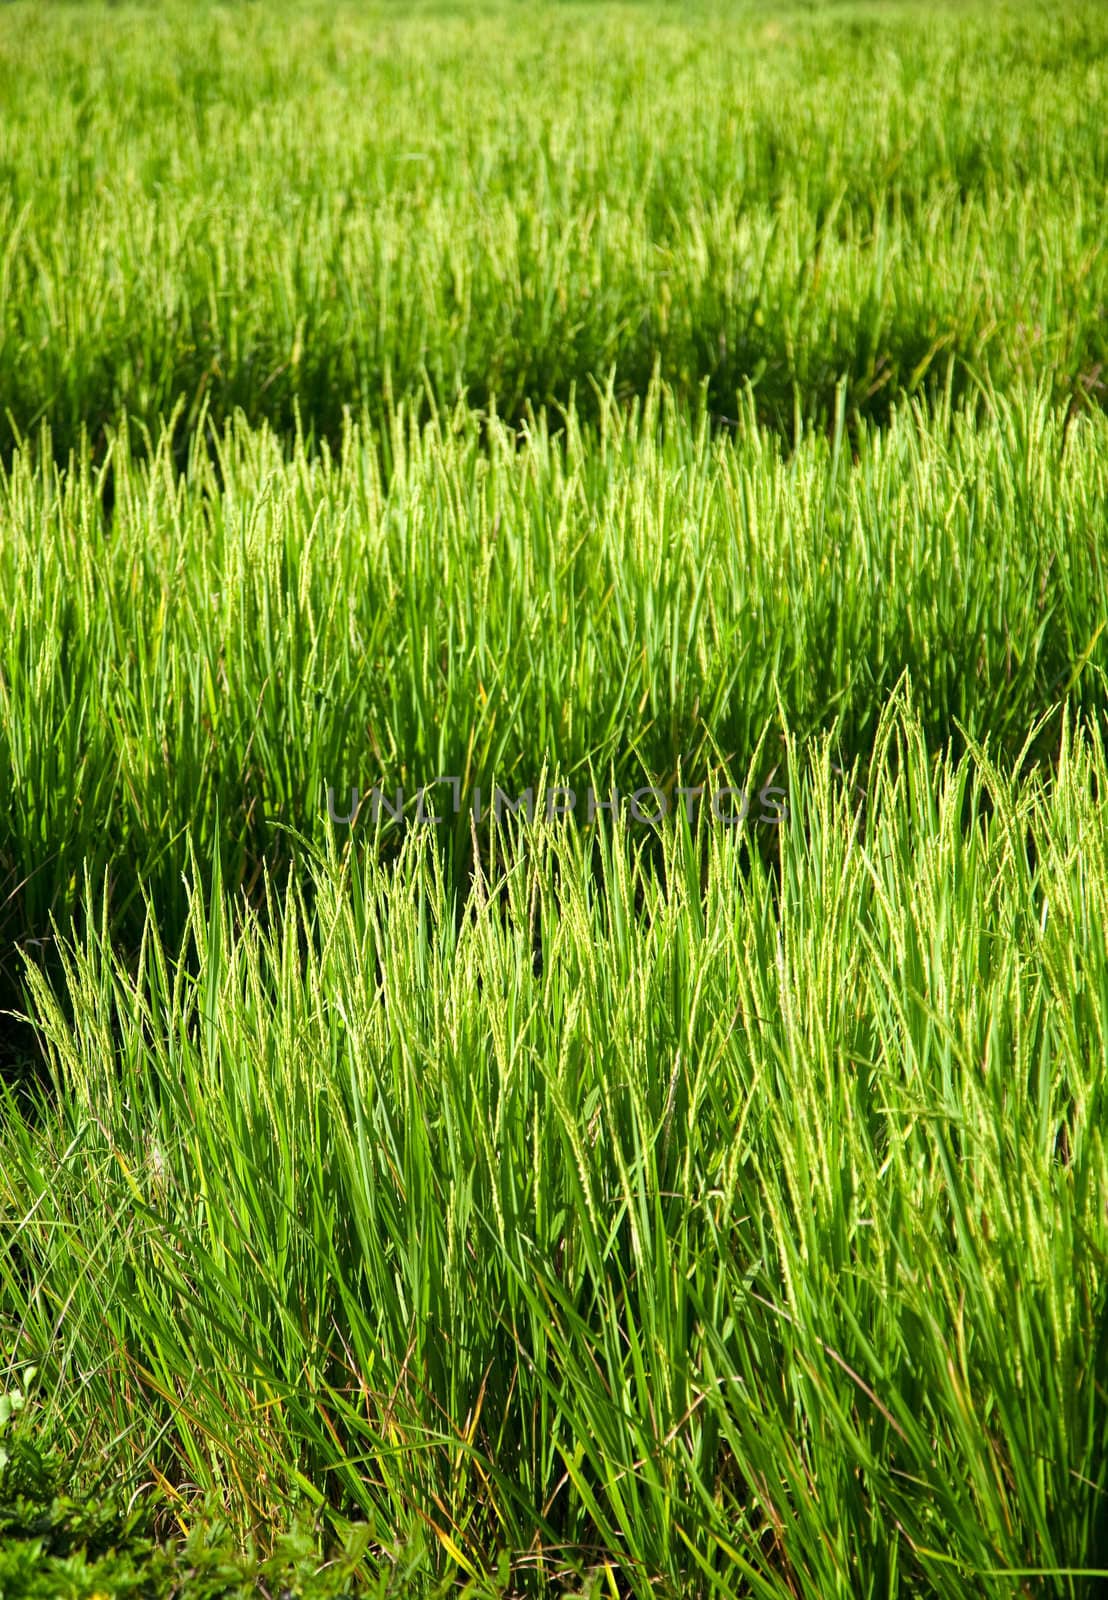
<box><xmin>0</xmin><ymin>0</ymin><xmax>1104</xmax><ymax>456</ymax></box>
<box><xmin>2</xmin><ymin>2</ymin><xmax>1108</xmax><ymax>1594</ymax></box>
<box><xmin>1</xmin><ymin>385</ymin><xmax>1106</xmax><ymax>965</ymax></box>
<box><xmin>0</xmin><ymin>1437</ymin><xmax>374</xmax><ymax>1598</ymax></box>
<box><xmin>5</xmin><ymin>710</ymin><xmax>1108</xmax><ymax>1594</ymax></box>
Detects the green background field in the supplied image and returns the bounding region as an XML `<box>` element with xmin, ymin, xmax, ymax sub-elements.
<box><xmin>0</xmin><ymin>0</ymin><xmax>1104</xmax><ymax>453</ymax></box>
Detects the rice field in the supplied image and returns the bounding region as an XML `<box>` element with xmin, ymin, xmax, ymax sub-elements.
<box><xmin>2</xmin><ymin>1</ymin><xmax>1108</xmax><ymax>1596</ymax></box>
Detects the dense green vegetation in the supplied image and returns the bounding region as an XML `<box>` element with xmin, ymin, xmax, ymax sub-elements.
<box><xmin>2</xmin><ymin>0</ymin><xmax>1108</xmax><ymax>1595</ymax></box>
<box><xmin>6</xmin><ymin>718</ymin><xmax>1108</xmax><ymax>1596</ymax></box>
<box><xmin>2</xmin><ymin>385</ymin><xmax>1105</xmax><ymax>970</ymax></box>
<box><xmin>0</xmin><ymin>0</ymin><xmax>1105</xmax><ymax>455</ymax></box>
<box><xmin>0</xmin><ymin>1417</ymin><xmax>370</xmax><ymax>1600</ymax></box>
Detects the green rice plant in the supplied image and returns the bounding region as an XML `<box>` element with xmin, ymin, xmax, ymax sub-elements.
<box><xmin>2</xmin><ymin>704</ymin><xmax>1107</xmax><ymax>1595</ymax></box>
<box><xmin>1</xmin><ymin>383</ymin><xmax>1106</xmax><ymax>971</ymax></box>
<box><xmin>2</xmin><ymin>2</ymin><xmax>1108</xmax><ymax>1589</ymax></box>
<box><xmin>0</xmin><ymin>0</ymin><xmax>1104</xmax><ymax>455</ymax></box>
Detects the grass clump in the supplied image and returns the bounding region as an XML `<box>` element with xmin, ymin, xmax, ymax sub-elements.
<box><xmin>4</xmin><ymin>707</ymin><xmax>1108</xmax><ymax>1595</ymax></box>
<box><xmin>2</xmin><ymin>383</ymin><xmax>1106</xmax><ymax>969</ymax></box>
